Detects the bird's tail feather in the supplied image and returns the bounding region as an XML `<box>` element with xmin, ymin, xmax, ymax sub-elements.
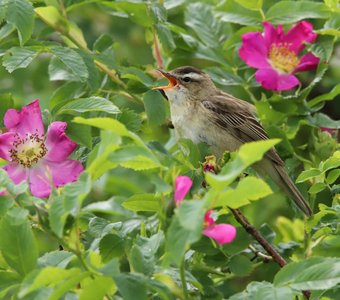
<box><xmin>274</xmin><ymin>165</ymin><xmax>313</xmax><ymax>217</ymax></box>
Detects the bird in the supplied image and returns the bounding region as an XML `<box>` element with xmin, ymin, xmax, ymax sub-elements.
<box><xmin>154</xmin><ymin>66</ymin><xmax>312</xmax><ymax>217</ymax></box>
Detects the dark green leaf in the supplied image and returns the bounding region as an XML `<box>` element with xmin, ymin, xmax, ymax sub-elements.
<box><xmin>99</xmin><ymin>234</ymin><xmax>125</xmax><ymax>262</ymax></box>
<box><xmin>143</xmin><ymin>90</ymin><xmax>167</xmax><ymax>127</ymax></box>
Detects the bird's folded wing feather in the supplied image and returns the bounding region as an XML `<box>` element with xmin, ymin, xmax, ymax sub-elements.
<box><xmin>201</xmin><ymin>95</ymin><xmax>284</xmax><ymax>166</ymax></box>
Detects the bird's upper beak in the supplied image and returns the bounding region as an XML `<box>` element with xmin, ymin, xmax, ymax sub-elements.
<box><xmin>153</xmin><ymin>70</ymin><xmax>178</xmax><ymax>90</ymax></box>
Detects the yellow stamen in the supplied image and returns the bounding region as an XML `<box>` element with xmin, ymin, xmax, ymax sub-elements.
<box><xmin>9</xmin><ymin>132</ymin><xmax>47</xmax><ymax>168</ymax></box>
<box><xmin>269</xmin><ymin>43</ymin><xmax>300</xmax><ymax>73</ymax></box>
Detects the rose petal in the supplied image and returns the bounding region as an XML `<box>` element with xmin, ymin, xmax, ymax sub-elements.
<box><xmin>283</xmin><ymin>21</ymin><xmax>317</xmax><ymax>53</ymax></box>
<box><xmin>174</xmin><ymin>176</ymin><xmax>193</xmax><ymax>205</ymax></box>
<box><xmin>263</xmin><ymin>21</ymin><xmax>284</xmax><ymax>47</ymax></box>
<box><xmin>47</xmin><ymin>159</ymin><xmax>83</xmax><ymax>188</ymax></box>
<box><xmin>0</xmin><ymin>132</ymin><xmax>16</xmax><ymax>161</ymax></box>
<box><xmin>239</xmin><ymin>32</ymin><xmax>270</xmax><ymax>69</ymax></box>
<box><xmin>204</xmin><ymin>210</ymin><xmax>215</xmax><ymax>227</ymax></box>
<box><xmin>4</xmin><ymin>100</ymin><xmax>44</xmax><ymax>136</ymax></box>
<box><xmin>45</xmin><ymin>122</ymin><xmax>77</xmax><ymax>162</ymax></box>
<box><xmin>255</xmin><ymin>68</ymin><xmax>300</xmax><ymax>91</ymax></box>
<box><xmin>29</xmin><ymin>164</ymin><xmax>52</xmax><ymax>198</ymax></box>
<box><xmin>294</xmin><ymin>53</ymin><xmax>320</xmax><ymax>73</ymax></box>
<box><xmin>3</xmin><ymin>162</ymin><xmax>28</xmax><ymax>184</ymax></box>
<box><xmin>203</xmin><ymin>224</ymin><xmax>237</xmax><ymax>245</ymax></box>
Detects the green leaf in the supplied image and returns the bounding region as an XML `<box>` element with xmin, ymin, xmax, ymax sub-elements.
<box><xmin>274</xmin><ymin>257</ymin><xmax>340</xmax><ymax>290</ymax></box>
<box><xmin>0</xmin><ymin>207</ymin><xmax>38</xmax><ymax>276</ymax></box>
<box><xmin>50</xmin><ymin>46</ymin><xmax>89</xmax><ymax>82</ymax></box>
<box><xmin>99</xmin><ymin>234</ymin><xmax>125</xmax><ymax>262</ymax></box>
<box><xmin>212</xmin><ymin>176</ymin><xmax>272</xmax><ymax>209</ymax></box>
<box><xmin>322</xmin><ymin>151</ymin><xmax>340</xmax><ymax>172</ymax></box>
<box><xmin>206</xmin><ymin>139</ymin><xmax>280</xmax><ymax>188</ymax></box>
<box><xmin>38</xmin><ymin>251</ymin><xmax>74</xmax><ymax>268</ymax></box>
<box><xmin>296</xmin><ymin>168</ymin><xmax>321</xmax><ymax>183</ymax></box>
<box><xmin>266</xmin><ymin>1</ymin><xmax>330</xmax><ymax>24</ymax></box>
<box><xmin>230</xmin><ymin>281</ymin><xmax>294</xmax><ymax>300</ymax></box>
<box><xmin>166</xmin><ymin>200</ymin><xmax>207</xmax><ymax>265</ymax></box>
<box><xmin>113</xmin><ymin>273</ymin><xmax>147</xmax><ymax>300</ymax></box>
<box><xmin>1</xmin><ymin>0</ymin><xmax>34</xmax><ymax>45</ymax></box>
<box><xmin>309</xmin><ymin>182</ymin><xmax>327</xmax><ymax>194</ymax></box>
<box><xmin>155</xmin><ymin>23</ymin><xmax>176</xmax><ymax>53</ymax></box>
<box><xmin>216</xmin><ymin>0</ymin><xmax>263</xmax><ymax>26</ymax></box>
<box><xmin>185</xmin><ymin>3</ymin><xmax>227</xmax><ymax>47</ymax></box>
<box><xmin>229</xmin><ymin>255</ymin><xmax>254</xmax><ymax>277</ymax></box>
<box><xmin>143</xmin><ymin>90</ymin><xmax>167</xmax><ymax>127</ymax></box>
<box><xmin>102</xmin><ymin>1</ymin><xmax>154</xmax><ymax>27</ymax></box>
<box><xmin>123</xmin><ymin>193</ymin><xmax>161</xmax><ymax>212</ymax></box>
<box><xmin>2</xmin><ymin>47</ymin><xmax>39</xmax><ymax>73</ymax></box>
<box><xmin>326</xmin><ymin>169</ymin><xmax>340</xmax><ymax>185</ymax></box>
<box><xmin>56</xmin><ymin>97</ymin><xmax>120</xmax><ymax>115</ymax></box>
<box><xmin>235</xmin><ymin>0</ymin><xmax>263</xmax><ymax>10</ymax></box>
<box><xmin>0</xmin><ymin>271</ymin><xmax>21</xmax><ymax>291</ymax></box>
<box><xmin>308</xmin><ymin>83</ymin><xmax>340</xmax><ymax>108</ymax></box>
<box><xmin>78</xmin><ymin>275</ymin><xmax>116</xmax><ymax>300</ymax></box>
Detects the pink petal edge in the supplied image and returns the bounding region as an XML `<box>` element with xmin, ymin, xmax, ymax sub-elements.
<box><xmin>255</xmin><ymin>68</ymin><xmax>300</xmax><ymax>91</ymax></box>
<box><xmin>294</xmin><ymin>52</ymin><xmax>320</xmax><ymax>73</ymax></box>
<box><xmin>4</xmin><ymin>100</ymin><xmax>44</xmax><ymax>137</ymax></box>
<box><xmin>204</xmin><ymin>210</ymin><xmax>215</xmax><ymax>227</ymax></box>
<box><xmin>28</xmin><ymin>163</ymin><xmax>52</xmax><ymax>198</ymax></box>
<box><xmin>0</xmin><ymin>132</ymin><xmax>16</xmax><ymax>161</ymax></box>
<box><xmin>203</xmin><ymin>224</ymin><xmax>237</xmax><ymax>245</ymax></box>
<box><xmin>45</xmin><ymin>121</ymin><xmax>78</xmax><ymax>162</ymax></box>
<box><xmin>3</xmin><ymin>162</ymin><xmax>28</xmax><ymax>185</ymax></box>
<box><xmin>174</xmin><ymin>176</ymin><xmax>193</xmax><ymax>205</ymax></box>
<box><xmin>239</xmin><ymin>32</ymin><xmax>270</xmax><ymax>69</ymax></box>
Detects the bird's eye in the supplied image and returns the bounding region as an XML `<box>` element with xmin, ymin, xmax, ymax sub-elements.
<box><xmin>183</xmin><ymin>77</ymin><xmax>191</xmax><ymax>82</ymax></box>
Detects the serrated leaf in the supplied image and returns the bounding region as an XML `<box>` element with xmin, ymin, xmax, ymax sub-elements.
<box><xmin>123</xmin><ymin>193</ymin><xmax>161</xmax><ymax>212</ymax></box>
<box><xmin>206</xmin><ymin>139</ymin><xmax>280</xmax><ymax>188</ymax></box>
<box><xmin>50</xmin><ymin>46</ymin><xmax>89</xmax><ymax>82</ymax></box>
<box><xmin>274</xmin><ymin>257</ymin><xmax>340</xmax><ymax>291</ymax></box>
<box><xmin>0</xmin><ymin>207</ymin><xmax>38</xmax><ymax>276</ymax></box>
<box><xmin>266</xmin><ymin>1</ymin><xmax>330</xmax><ymax>24</ymax></box>
<box><xmin>143</xmin><ymin>90</ymin><xmax>167</xmax><ymax>127</ymax></box>
<box><xmin>57</xmin><ymin>97</ymin><xmax>120</xmax><ymax>115</ymax></box>
<box><xmin>1</xmin><ymin>0</ymin><xmax>34</xmax><ymax>45</ymax></box>
<box><xmin>309</xmin><ymin>182</ymin><xmax>327</xmax><ymax>194</ymax></box>
<box><xmin>212</xmin><ymin>176</ymin><xmax>272</xmax><ymax>208</ymax></box>
<box><xmin>296</xmin><ymin>168</ymin><xmax>321</xmax><ymax>183</ymax></box>
<box><xmin>2</xmin><ymin>47</ymin><xmax>39</xmax><ymax>73</ymax></box>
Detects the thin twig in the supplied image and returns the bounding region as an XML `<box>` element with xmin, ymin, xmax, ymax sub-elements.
<box><xmin>229</xmin><ymin>207</ymin><xmax>287</xmax><ymax>267</ymax></box>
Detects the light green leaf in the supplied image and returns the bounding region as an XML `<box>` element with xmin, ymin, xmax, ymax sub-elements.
<box><xmin>2</xmin><ymin>47</ymin><xmax>39</xmax><ymax>73</ymax></box>
<box><xmin>274</xmin><ymin>257</ymin><xmax>340</xmax><ymax>290</ymax></box>
<box><xmin>308</xmin><ymin>182</ymin><xmax>327</xmax><ymax>194</ymax></box>
<box><xmin>326</xmin><ymin>169</ymin><xmax>340</xmax><ymax>185</ymax></box>
<box><xmin>235</xmin><ymin>0</ymin><xmax>263</xmax><ymax>11</ymax></box>
<box><xmin>206</xmin><ymin>139</ymin><xmax>280</xmax><ymax>188</ymax></box>
<box><xmin>38</xmin><ymin>251</ymin><xmax>74</xmax><ymax>268</ymax></box>
<box><xmin>212</xmin><ymin>177</ymin><xmax>272</xmax><ymax>208</ymax></box>
<box><xmin>215</xmin><ymin>0</ymin><xmax>263</xmax><ymax>26</ymax></box>
<box><xmin>1</xmin><ymin>0</ymin><xmax>34</xmax><ymax>45</ymax></box>
<box><xmin>57</xmin><ymin>97</ymin><xmax>120</xmax><ymax>115</ymax></box>
<box><xmin>78</xmin><ymin>275</ymin><xmax>116</xmax><ymax>300</ymax></box>
<box><xmin>322</xmin><ymin>151</ymin><xmax>340</xmax><ymax>172</ymax></box>
<box><xmin>143</xmin><ymin>90</ymin><xmax>167</xmax><ymax>127</ymax></box>
<box><xmin>123</xmin><ymin>193</ymin><xmax>161</xmax><ymax>212</ymax></box>
<box><xmin>230</xmin><ymin>281</ymin><xmax>294</xmax><ymax>300</ymax></box>
<box><xmin>0</xmin><ymin>207</ymin><xmax>38</xmax><ymax>276</ymax></box>
<box><xmin>50</xmin><ymin>46</ymin><xmax>89</xmax><ymax>82</ymax></box>
<box><xmin>266</xmin><ymin>1</ymin><xmax>330</xmax><ymax>24</ymax></box>
<box><xmin>296</xmin><ymin>168</ymin><xmax>321</xmax><ymax>183</ymax></box>
<box><xmin>308</xmin><ymin>83</ymin><xmax>340</xmax><ymax>108</ymax></box>
<box><xmin>166</xmin><ymin>200</ymin><xmax>207</xmax><ymax>265</ymax></box>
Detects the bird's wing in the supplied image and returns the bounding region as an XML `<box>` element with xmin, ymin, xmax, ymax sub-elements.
<box><xmin>201</xmin><ymin>95</ymin><xmax>284</xmax><ymax>166</ymax></box>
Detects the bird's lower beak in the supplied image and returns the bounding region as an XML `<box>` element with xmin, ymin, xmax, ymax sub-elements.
<box><xmin>153</xmin><ymin>70</ymin><xmax>178</xmax><ymax>90</ymax></box>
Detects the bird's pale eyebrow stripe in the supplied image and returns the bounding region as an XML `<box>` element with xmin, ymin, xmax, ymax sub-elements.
<box><xmin>181</xmin><ymin>72</ymin><xmax>203</xmax><ymax>81</ymax></box>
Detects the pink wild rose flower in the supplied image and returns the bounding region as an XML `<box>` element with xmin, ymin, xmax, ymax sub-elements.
<box><xmin>239</xmin><ymin>21</ymin><xmax>320</xmax><ymax>91</ymax></box>
<box><xmin>0</xmin><ymin>100</ymin><xmax>83</xmax><ymax>198</ymax></box>
<box><xmin>174</xmin><ymin>175</ymin><xmax>193</xmax><ymax>205</ymax></box>
<box><xmin>202</xmin><ymin>210</ymin><xmax>237</xmax><ymax>245</ymax></box>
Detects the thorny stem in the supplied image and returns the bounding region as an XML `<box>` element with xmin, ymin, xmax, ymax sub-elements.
<box><xmin>229</xmin><ymin>208</ymin><xmax>311</xmax><ymax>300</ymax></box>
<box><xmin>229</xmin><ymin>207</ymin><xmax>287</xmax><ymax>267</ymax></box>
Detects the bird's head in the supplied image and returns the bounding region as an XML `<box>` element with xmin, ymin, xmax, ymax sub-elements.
<box><xmin>153</xmin><ymin>66</ymin><xmax>216</xmax><ymax>102</ymax></box>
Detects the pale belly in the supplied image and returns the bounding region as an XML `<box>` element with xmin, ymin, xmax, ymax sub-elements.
<box><xmin>170</xmin><ymin>103</ymin><xmax>242</xmax><ymax>158</ymax></box>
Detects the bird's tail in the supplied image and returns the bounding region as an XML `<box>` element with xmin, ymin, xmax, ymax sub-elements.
<box><xmin>274</xmin><ymin>164</ymin><xmax>313</xmax><ymax>217</ymax></box>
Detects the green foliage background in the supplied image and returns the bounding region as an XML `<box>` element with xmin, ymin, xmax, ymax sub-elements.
<box><xmin>0</xmin><ymin>0</ymin><xmax>339</xmax><ymax>299</ymax></box>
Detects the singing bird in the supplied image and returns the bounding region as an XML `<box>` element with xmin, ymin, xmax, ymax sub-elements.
<box><xmin>154</xmin><ymin>66</ymin><xmax>312</xmax><ymax>216</ymax></box>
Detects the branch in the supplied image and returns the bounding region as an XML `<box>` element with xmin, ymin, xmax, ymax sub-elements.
<box><xmin>229</xmin><ymin>207</ymin><xmax>287</xmax><ymax>267</ymax></box>
<box><xmin>229</xmin><ymin>208</ymin><xmax>310</xmax><ymax>300</ymax></box>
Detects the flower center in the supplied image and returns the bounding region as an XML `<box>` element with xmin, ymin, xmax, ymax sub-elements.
<box><xmin>9</xmin><ymin>132</ymin><xmax>47</xmax><ymax>168</ymax></box>
<box><xmin>268</xmin><ymin>43</ymin><xmax>300</xmax><ymax>73</ymax></box>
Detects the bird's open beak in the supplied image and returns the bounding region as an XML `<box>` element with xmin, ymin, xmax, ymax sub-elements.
<box><xmin>153</xmin><ymin>70</ymin><xmax>178</xmax><ymax>90</ymax></box>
